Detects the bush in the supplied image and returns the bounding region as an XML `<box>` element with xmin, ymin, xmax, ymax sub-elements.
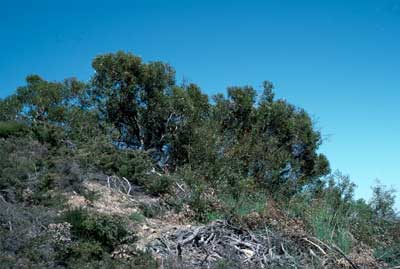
<box><xmin>65</xmin><ymin>240</ymin><xmax>104</xmax><ymax>262</ymax></box>
<box><xmin>31</xmin><ymin>123</ymin><xmax>65</xmax><ymax>147</ymax></box>
<box><xmin>61</xmin><ymin>208</ymin><xmax>131</xmax><ymax>250</ymax></box>
<box><xmin>82</xmin><ymin>189</ymin><xmax>101</xmax><ymax>206</ymax></box>
<box><xmin>139</xmin><ymin>173</ymin><xmax>174</xmax><ymax>195</ymax></box>
<box><xmin>0</xmin><ymin>137</ymin><xmax>48</xmax><ymax>203</ymax></box>
<box><xmin>0</xmin><ymin>203</ymin><xmax>58</xmax><ymax>268</ymax></box>
<box><xmin>0</xmin><ymin>121</ymin><xmax>29</xmax><ymax>138</ymax></box>
<box><xmin>369</xmin><ymin>180</ymin><xmax>397</xmax><ymax>220</ymax></box>
<box><xmin>187</xmin><ymin>183</ymin><xmax>217</xmax><ymax>223</ymax></box>
<box><xmin>45</xmin><ymin>157</ymin><xmax>86</xmax><ymax>194</ymax></box>
<box><xmin>140</xmin><ymin>203</ymin><xmax>166</xmax><ymax>218</ymax></box>
<box><xmin>78</xmin><ymin>140</ymin><xmax>152</xmax><ymax>179</ymax></box>
<box><xmin>349</xmin><ymin>199</ymin><xmax>377</xmax><ymax>245</ymax></box>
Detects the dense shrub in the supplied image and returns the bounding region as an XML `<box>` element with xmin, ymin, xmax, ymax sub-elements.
<box><xmin>0</xmin><ymin>137</ymin><xmax>48</xmax><ymax>203</ymax></box>
<box><xmin>0</xmin><ymin>121</ymin><xmax>29</xmax><ymax>138</ymax></box>
<box><xmin>0</xmin><ymin>203</ymin><xmax>58</xmax><ymax>268</ymax></box>
<box><xmin>77</xmin><ymin>139</ymin><xmax>152</xmax><ymax>179</ymax></box>
<box><xmin>31</xmin><ymin>123</ymin><xmax>66</xmax><ymax>147</ymax></box>
<box><xmin>139</xmin><ymin>173</ymin><xmax>174</xmax><ymax>195</ymax></box>
<box><xmin>61</xmin><ymin>208</ymin><xmax>131</xmax><ymax>250</ymax></box>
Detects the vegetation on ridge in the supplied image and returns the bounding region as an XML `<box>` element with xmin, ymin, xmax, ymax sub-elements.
<box><xmin>0</xmin><ymin>51</ymin><xmax>398</xmax><ymax>268</ymax></box>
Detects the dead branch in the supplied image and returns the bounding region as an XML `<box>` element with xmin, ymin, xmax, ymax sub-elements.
<box><xmin>104</xmin><ymin>175</ymin><xmax>134</xmax><ymax>196</ymax></box>
<box><xmin>302</xmin><ymin>237</ymin><xmax>327</xmax><ymax>256</ymax></box>
<box><xmin>122</xmin><ymin>177</ymin><xmax>132</xmax><ymax>195</ymax></box>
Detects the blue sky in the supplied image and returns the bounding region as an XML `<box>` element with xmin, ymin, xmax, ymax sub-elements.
<box><xmin>1</xmin><ymin>0</ymin><xmax>399</xmax><ymax>207</ymax></box>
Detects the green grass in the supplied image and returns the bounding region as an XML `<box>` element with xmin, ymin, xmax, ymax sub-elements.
<box><xmin>308</xmin><ymin>206</ymin><xmax>353</xmax><ymax>254</ymax></box>
<box><xmin>220</xmin><ymin>191</ymin><xmax>267</xmax><ymax>218</ymax></box>
<box><xmin>374</xmin><ymin>244</ymin><xmax>400</xmax><ymax>266</ymax></box>
<box><xmin>206</xmin><ymin>211</ymin><xmax>224</xmax><ymax>222</ymax></box>
<box><xmin>130</xmin><ymin>212</ymin><xmax>145</xmax><ymax>223</ymax></box>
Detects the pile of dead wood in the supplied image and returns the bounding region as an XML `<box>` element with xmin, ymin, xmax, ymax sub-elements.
<box><xmin>149</xmin><ymin>220</ymin><xmax>316</xmax><ymax>268</ymax></box>
<box><xmin>148</xmin><ymin>219</ymin><xmax>386</xmax><ymax>268</ymax></box>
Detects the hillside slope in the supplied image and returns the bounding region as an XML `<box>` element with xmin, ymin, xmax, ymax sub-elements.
<box><xmin>1</xmin><ymin>51</ymin><xmax>399</xmax><ymax>268</ymax></box>
<box><xmin>61</xmin><ymin>178</ymin><xmax>383</xmax><ymax>268</ymax></box>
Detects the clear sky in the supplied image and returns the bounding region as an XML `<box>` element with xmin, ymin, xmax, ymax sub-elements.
<box><xmin>1</xmin><ymin>0</ymin><xmax>399</xmax><ymax>207</ymax></box>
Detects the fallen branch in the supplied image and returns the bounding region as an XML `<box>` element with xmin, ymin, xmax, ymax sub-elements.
<box><xmin>179</xmin><ymin>227</ymin><xmax>201</xmax><ymax>245</ymax></box>
<box><xmin>175</xmin><ymin>182</ymin><xmax>185</xmax><ymax>193</ymax></box>
<box><xmin>310</xmin><ymin>236</ymin><xmax>332</xmax><ymax>251</ymax></box>
<box><xmin>302</xmin><ymin>237</ymin><xmax>327</xmax><ymax>256</ymax></box>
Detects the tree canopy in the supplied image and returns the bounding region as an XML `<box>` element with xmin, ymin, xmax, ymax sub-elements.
<box><xmin>0</xmin><ymin>51</ymin><xmax>329</xmax><ymax>194</ymax></box>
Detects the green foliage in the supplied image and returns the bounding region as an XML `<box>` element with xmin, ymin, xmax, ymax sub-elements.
<box><xmin>180</xmin><ymin>171</ymin><xmax>216</xmax><ymax>222</ymax></box>
<box><xmin>91</xmin><ymin>51</ymin><xmax>175</xmax><ymax>151</ymax></box>
<box><xmin>77</xmin><ymin>137</ymin><xmax>175</xmax><ymax>195</ymax></box>
<box><xmin>2</xmin><ymin>51</ymin><xmax>331</xmax><ymax>198</ymax></box>
<box><xmin>0</xmin><ymin>136</ymin><xmax>48</xmax><ymax>203</ymax></box>
<box><xmin>31</xmin><ymin>123</ymin><xmax>65</xmax><ymax>147</ymax></box>
<box><xmin>198</xmin><ymin>190</ymin><xmax>267</xmax><ymax>224</ymax></box>
<box><xmin>66</xmin><ymin>240</ymin><xmax>104</xmax><ymax>261</ymax></box>
<box><xmin>308</xmin><ymin>204</ymin><xmax>353</xmax><ymax>253</ymax></box>
<box><xmin>0</xmin><ymin>95</ymin><xmax>23</xmax><ymax>121</ymax></box>
<box><xmin>62</xmin><ymin>208</ymin><xmax>130</xmax><ymax>250</ymax></box>
<box><xmin>203</xmin><ymin>84</ymin><xmax>331</xmax><ymax>196</ymax></box>
<box><xmin>168</xmin><ymin>83</ymin><xmax>210</xmax><ymax>167</ymax></box>
<box><xmin>130</xmin><ymin>212</ymin><xmax>145</xmax><ymax>223</ymax></box>
<box><xmin>369</xmin><ymin>180</ymin><xmax>397</xmax><ymax>220</ymax></box>
<box><xmin>220</xmin><ymin>191</ymin><xmax>266</xmax><ymax>219</ymax></box>
<box><xmin>139</xmin><ymin>173</ymin><xmax>174</xmax><ymax>195</ymax></box>
<box><xmin>213</xmin><ymin>259</ymin><xmax>240</xmax><ymax>269</ymax></box>
<box><xmin>0</xmin><ymin>121</ymin><xmax>29</xmax><ymax>138</ymax></box>
<box><xmin>288</xmin><ymin>172</ymin><xmax>357</xmax><ymax>254</ymax></box>
<box><xmin>15</xmin><ymin>75</ymin><xmax>87</xmax><ymax>123</ymax></box>
<box><xmin>188</xmin><ymin>194</ymin><xmax>214</xmax><ymax>223</ymax></box>
<box><xmin>1</xmin><ymin>51</ymin><xmax>399</xmax><ymax>268</ymax></box>
<box><xmin>78</xmin><ymin>138</ymin><xmax>152</xmax><ymax>181</ymax></box>
<box><xmin>348</xmin><ymin>198</ymin><xmax>377</xmax><ymax>245</ymax></box>
<box><xmin>179</xmin><ymin>166</ymin><xmax>267</xmax><ymax>223</ymax></box>
<box><xmin>140</xmin><ymin>203</ymin><xmax>165</xmax><ymax>218</ymax></box>
<box><xmin>287</xmin><ymin>173</ymin><xmax>400</xmax><ymax>258</ymax></box>
<box><xmin>375</xmin><ymin>243</ymin><xmax>400</xmax><ymax>266</ymax></box>
<box><xmin>206</xmin><ymin>211</ymin><xmax>224</xmax><ymax>222</ymax></box>
<box><xmin>82</xmin><ymin>189</ymin><xmax>101</xmax><ymax>206</ymax></box>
